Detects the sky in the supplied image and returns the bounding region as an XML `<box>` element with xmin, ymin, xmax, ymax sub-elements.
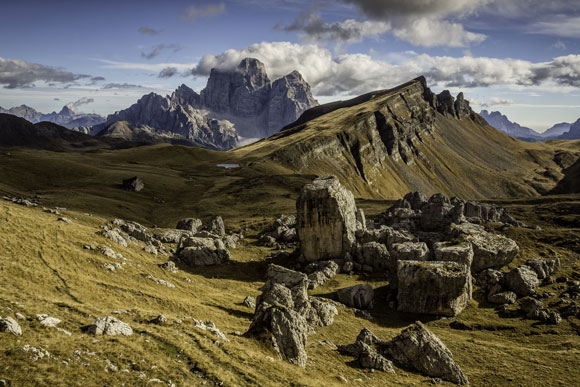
<box><xmin>0</xmin><ymin>0</ymin><xmax>579</xmax><ymax>132</ymax></box>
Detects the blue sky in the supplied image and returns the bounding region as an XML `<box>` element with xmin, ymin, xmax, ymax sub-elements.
<box><xmin>0</xmin><ymin>0</ymin><xmax>579</xmax><ymax>131</ymax></box>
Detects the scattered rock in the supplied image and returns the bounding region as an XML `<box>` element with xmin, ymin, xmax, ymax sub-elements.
<box><xmin>209</xmin><ymin>216</ymin><xmax>226</xmax><ymax>236</ymax></box>
<box><xmin>87</xmin><ymin>316</ymin><xmax>133</xmax><ymax>336</ymax></box>
<box><xmin>150</xmin><ymin>315</ymin><xmax>167</xmax><ymax>325</ymax></box>
<box><xmin>488</xmin><ymin>291</ymin><xmax>517</xmax><ymax>305</ymax></box>
<box><xmin>57</xmin><ymin>217</ymin><xmax>71</xmax><ymax>223</ymax></box>
<box><xmin>433</xmin><ymin>242</ymin><xmax>474</xmax><ymax>268</ymax></box>
<box><xmin>98</xmin><ymin>229</ymin><xmax>128</xmax><ymax>248</ymax></box>
<box><xmin>159</xmin><ymin>261</ymin><xmax>178</xmax><ymax>273</ymax></box>
<box><xmin>36</xmin><ymin>314</ymin><xmax>61</xmax><ymax>327</ymax></box>
<box><xmin>176</xmin><ymin>218</ymin><xmax>203</xmax><ymax>233</ymax></box>
<box><xmin>397</xmin><ymin>261</ymin><xmax>472</xmax><ymax>316</ymax></box>
<box><xmin>337</xmin><ymin>284</ymin><xmax>374</xmax><ymax>310</ymax></box>
<box><xmin>306</xmin><ymin>260</ymin><xmax>340</xmax><ymax>289</ymax></box>
<box><xmin>0</xmin><ymin>316</ymin><xmax>22</xmax><ymax>335</ymax></box>
<box><xmin>21</xmin><ymin>345</ymin><xmax>51</xmax><ymax>361</ymax></box>
<box><xmin>519</xmin><ymin>297</ymin><xmax>546</xmax><ymax>320</ymax></box>
<box><xmin>337</xmin><ymin>328</ymin><xmax>395</xmax><ymax>373</ymax></box>
<box><xmin>525</xmin><ymin>258</ymin><xmax>560</xmax><ymax>279</ymax></box>
<box><xmin>243</xmin><ymin>296</ymin><xmax>256</xmax><ymax>309</ymax></box>
<box><xmin>194</xmin><ymin>320</ymin><xmax>230</xmax><ymax>343</ymax></box>
<box><xmin>384</xmin><ymin>322</ymin><xmax>469</xmax><ymax>385</ymax></box>
<box><xmin>122</xmin><ymin>176</ymin><xmax>144</xmax><ymax>192</ymax></box>
<box><xmin>145</xmin><ymin>274</ymin><xmax>176</xmax><ymax>288</ymax></box>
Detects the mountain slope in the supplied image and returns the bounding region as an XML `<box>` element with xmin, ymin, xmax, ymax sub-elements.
<box><xmin>542</xmin><ymin>122</ymin><xmax>572</xmax><ymax>138</ymax></box>
<box><xmin>479</xmin><ymin>110</ymin><xmax>542</xmax><ymax>141</ymax></box>
<box><xmin>558</xmin><ymin>118</ymin><xmax>580</xmax><ymax>140</ymax></box>
<box><xmin>237</xmin><ymin>77</ymin><xmax>580</xmax><ymax>199</ymax></box>
<box><xmin>104</xmin><ymin>58</ymin><xmax>318</xmax><ymax>149</ymax></box>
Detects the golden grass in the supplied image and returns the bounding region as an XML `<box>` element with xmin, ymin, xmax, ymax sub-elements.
<box><xmin>1</xmin><ymin>193</ymin><xmax>580</xmax><ymax>386</ymax></box>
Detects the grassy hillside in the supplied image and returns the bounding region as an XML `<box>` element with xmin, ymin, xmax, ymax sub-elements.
<box><xmin>1</xmin><ymin>194</ymin><xmax>580</xmax><ymax>386</ymax></box>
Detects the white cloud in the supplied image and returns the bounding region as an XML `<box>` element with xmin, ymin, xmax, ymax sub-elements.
<box><xmin>96</xmin><ymin>59</ymin><xmax>197</xmax><ymax>72</ymax></box>
<box><xmin>0</xmin><ymin>57</ymin><xmax>90</xmax><ymax>89</ymax></box>
<box><xmin>189</xmin><ymin>42</ymin><xmax>580</xmax><ymax>96</ymax></box>
<box><xmin>392</xmin><ymin>18</ymin><xmax>486</xmax><ymax>47</ymax></box>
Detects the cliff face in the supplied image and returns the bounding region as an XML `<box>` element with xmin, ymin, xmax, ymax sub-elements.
<box><xmin>104</xmin><ymin>58</ymin><xmax>318</xmax><ymax>149</ymax></box>
<box><xmin>239</xmin><ymin>77</ymin><xmax>575</xmax><ymax>199</ymax></box>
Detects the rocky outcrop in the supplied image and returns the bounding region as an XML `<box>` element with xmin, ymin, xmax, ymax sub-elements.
<box><xmin>296</xmin><ymin>176</ymin><xmax>359</xmax><ymax>261</ymax></box>
<box><xmin>397</xmin><ymin>261</ymin><xmax>472</xmax><ymax>316</ymax></box>
<box><xmin>176</xmin><ymin>218</ymin><xmax>203</xmax><ymax>233</ymax></box>
<box><xmin>338</xmin><ymin>329</ymin><xmax>395</xmax><ymax>373</ymax></box>
<box><xmin>385</xmin><ymin>322</ymin><xmax>469</xmax><ymax>385</ymax></box>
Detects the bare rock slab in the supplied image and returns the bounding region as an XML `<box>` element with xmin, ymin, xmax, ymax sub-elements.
<box><xmin>87</xmin><ymin>316</ymin><xmax>133</xmax><ymax>336</ymax></box>
<box><xmin>397</xmin><ymin>261</ymin><xmax>472</xmax><ymax>317</ymax></box>
<box><xmin>0</xmin><ymin>316</ymin><xmax>22</xmax><ymax>336</ymax></box>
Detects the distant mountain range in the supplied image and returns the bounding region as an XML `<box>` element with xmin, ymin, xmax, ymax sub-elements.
<box><xmin>480</xmin><ymin>110</ymin><xmax>578</xmax><ymax>141</ymax></box>
<box><xmin>0</xmin><ymin>104</ymin><xmax>105</xmax><ymax>130</ymax></box>
<box><xmin>92</xmin><ymin>58</ymin><xmax>318</xmax><ymax>150</ymax></box>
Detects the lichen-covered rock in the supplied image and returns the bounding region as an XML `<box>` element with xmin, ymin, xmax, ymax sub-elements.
<box><xmin>209</xmin><ymin>216</ymin><xmax>225</xmax><ymax>236</ymax></box>
<box><xmin>385</xmin><ymin>321</ymin><xmax>469</xmax><ymax>385</ymax></box>
<box><xmin>176</xmin><ymin>218</ymin><xmax>203</xmax><ymax>233</ymax></box>
<box><xmin>397</xmin><ymin>261</ymin><xmax>471</xmax><ymax>317</ymax></box>
<box><xmin>87</xmin><ymin>316</ymin><xmax>133</xmax><ymax>336</ymax></box>
<box><xmin>337</xmin><ymin>284</ymin><xmax>374</xmax><ymax>310</ymax></box>
<box><xmin>433</xmin><ymin>242</ymin><xmax>474</xmax><ymax>268</ymax></box>
<box><xmin>0</xmin><ymin>316</ymin><xmax>22</xmax><ymax>336</ymax></box>
<box><xmin>488</xmin><ymin>291</ymin><xmax>517</xmax><ymax>305</ymax></box>
<box><xmin>519</xmin><ymin>297</ymin><xmax>546</xmax><ymax>320</ymax></box>
<box><xmin>525</xmin><ymin>258</ymin><xmax>560</xmax><ymax>279</ymax></box>
<box><xmin>296</xmin><ymin>176</ymin><xmax>358</xmax><ymax>261</ymax></box>
<box><xmin>505</xmin><ymin>266</ymin><xmax>539</xmax><ymax>296</ymax></box>
<box><xmin>391</xmin><ymin>242</ymin><xmax>430</xmax><ymax>262</ymax></box>
<box><xmin>358</xmin><ymin>242</ymin><xmax>390</xmax><ymax>270</ymax></box>
<box><xmin>307</xmin><ymin>260</ymin><xmax>339</xmax><ymax>289</ymax></box>
<box><xmin>452</xmin><ymin>223</ymin><xmax>519</xmax><ymax>272</ymax></box>
<box><xmin>179</xmin><ymin>246</ymin><xmax>230</xmax><ymax>266</ymax></box>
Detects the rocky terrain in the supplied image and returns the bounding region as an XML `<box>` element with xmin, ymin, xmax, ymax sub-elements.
<box><xmin>1</xmin><ymin>76</ymin><xmax>580</xmax><ymax>386</ymax></box>
<box><xmin>98</xmin><ymin>58</ymin><xmax>318</xmax><ymax>150</ymax></box>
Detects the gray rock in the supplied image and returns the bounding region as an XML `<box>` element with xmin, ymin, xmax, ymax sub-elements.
<box><xmin>296</xmin><ymin>176</ymin><xmax>358</xmax><ymax>261</ymax></box>
<box><xmin>308</xmin><ymin>297</ymin><xmax>338</xmax><ymax>327</ymax></box>
<box><xmin>391</xmin><ymin>242</ymin><xmax>430</xmax><ymax>262</ymax></box>
<box><xmin>122</xmin><ymin>176</ymin><xmax>144</xmax><ymax>192</ymax></box>
<box><xmin>307</xmin><ymin>260</ymin><xmax>339</xmax><ymax>289</ymax></box>
<box><xmin>359</xmin><ymin>242</ymin><xmax>391</xmax><ymax>270</ymax></box>
<box><xmin>243</xmin><ymin>296</ymin><xmax>256</xmax><ymax>309</ymax></box>
<box><xmin>488</xmin><ymin>291</ymin><xmax>517</xmax><ymax>305</ymax></box>
<box><xmin>525</xmin><ymin>258</ymin><xmax>560</xmax><ymax>279</ymax></box>
<box><xmin>99</xmin><ymin>229</ymin><xmax>128</xmax><ymax>247</ymax></box>
<box><xmin>87</xmin><ymin>316</ymin><xmax>133</xmax><ymax>336</ymax></box>
<box><xmin>151</xmin><ymin>315</ymin><xmax>167</xmax><ymax>324</ymax></box>
<box><xmin>176</xmin><ymin>218</ymin><xmax>203</xmax><ymax>233</ymax></box>
<box><xmin>397</xmin><ymin>261</ymin><xmax>472</xmax><ymax>317</ymax></box>
<box><xmin>154</xmin><ymin>229</ymin><xmax>192</xmax><ymax>244</ymax></box>
<box><xmin>36</xmin><ymin>314</ymin><xmax>61</xmax><ymax>327</ymax></box>
<box><xmin>519</xmin><ymin>297</ymin><xmax>545</xmax><ymax>319</ymax></box>
<box><xmin>452</xmin><ymin>223</ymin><xmax>519</xmax><ymax>272</ymax></box>
<box><xmin>385</xmin><ymin>321</ymin><xmax>469</xmax><ymax>385</ymax></box>
<box><xmin>505</xmin><ymin>266</ymin><xmax>539</xmax><ymax>296</ymax></box>
<box><xmin>433</xmin><ymin>242</ymin><xmax>474</xmax><ymax>268</ymax></box>
<box><xmin>159</xmin><ymin>261</ymin><xmax>178</xmax><ymax>273</ymax></box>
<box><xmin>209</xmin><ymin>216</ymin><xmax>225</xmax><ymax>236</ymax></box>
<box><xmin>0</xmin><ymin>316</ymin><xmax>22</xmax><ymax>336</ymax></box>
<box><xmin>337</xmin><ymin>284</ymin><xmax>374</xmax><ymax>310</ymax></box>
<box><xmin>337</xmin><ymin>329</ymin><xmax>395</xmax><ymax>373</ymax></box>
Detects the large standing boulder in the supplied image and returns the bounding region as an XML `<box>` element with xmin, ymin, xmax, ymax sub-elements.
<box><xmin>176</xmin><ymin>218</ymin><xmax>203</xmax><ymax>233</ymax></box>
<box><xmin>384</xmin><ymin>321</ymin><xmax>469</xmax><ymax>385</ymax></box>
<box><xmin>505</xmin><ymin>266</ymin><xmax>539</xmax><ymax>296</ymax></box>
<box><xmin>397</xmin><ymin>261</ymin><xmax>472</xmax><ymax>317</ymax></box>
<box><xmin>296</xmin><ymin>176</ymin><xmax>358</xmax><ymax>261</ymax></box>
<box><xmin>177</xmin><ymin>236</ymin><xmax>230</xmax><ymax>266</ymax></box>
<box><xmin>452</xmin><ymin>223</ymin><xmax>519</xmax><ymax>272</ymax></box>
<box><xmin>358</xmin><ymin>242</ymin><xmax>391</xmax><ymax>270</ymax></box>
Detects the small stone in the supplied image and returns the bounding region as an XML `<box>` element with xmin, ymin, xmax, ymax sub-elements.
<box><xmin>151</xmin><ymin>315</ymin><xmax>167</xmax><ymax>324</ymax></box>
<box><xmin>0</xmin><ymin>316</ymin><xmax>22</xmax><ymax>336</ymax></box>
<box><xmin>159</xmin><ymin>261</ymin><xmax>178</xmax><ymax>273</ymax></box>
<box><xmin>58</xmin><ymin>217</ymin><xmax>71</xmax><ymax>223</ymax></box>
<box><xmin>87</xmin><ymin>316</ymin><xmax>133</xmax><ymax>336</ymax></box>
<box><xmin>243</xmin><ymin>296</ymin><xmax>256</xmax><ymax>309</ymax></box>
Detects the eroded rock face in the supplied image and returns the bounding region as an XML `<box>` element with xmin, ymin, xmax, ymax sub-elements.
<box><xmin>452</xmin><ymin>223</ymin><xmax>519</xmax><ymax>272</ymax></box>
<box><xmin>296</xmin><ymin>176</ymin><xmax>358</xmax><ymax>261</ymax></box>
<box><xmin>397</xmin><ymin>261</ymin><xmax>472</xmax><ymax>316</ymax></box>
<box><xmin>385</xmin><ymin>322</ymin><xmax>469</xmax><ymax>385</ymax></box>
<box><xmin>87</xmin><ymin>316</ymin><xmax>132</xmax><ymax>336</ymax></box>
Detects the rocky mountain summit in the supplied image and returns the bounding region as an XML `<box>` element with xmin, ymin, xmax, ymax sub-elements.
<box><xmin>0</xmin><ymin>104</ymin><xmax>105</xmax><ymax>130</ymax></box>
<box><xmin>479</xmin><ymin>110</ymin><xmax>542</xmax><ymax>141</ymax></box>
<box><xmin>101</xmin><ymin>58</ymin><xmax>318</xmax><ymax>150</ymax></box>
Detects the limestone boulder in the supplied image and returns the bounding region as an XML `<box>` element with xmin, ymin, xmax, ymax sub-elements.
<box><xmin>0</xmin><ymin>316</ymin><xmax>22</xmax><ymax>336</ymax></box>
<box><xmin>433</xmin><ymin>242</ymin><xmax>473</xmax><ymax>268</ymax></box>
<box><xmin>179</xmin><ymin>246</ymin><xmax>230</xmax><ymax>266</ymax></box>
<box><xmin>87</xmin><ymin>316</ymin><xmax>132</xmax><ymax>336</ymax></box>
<box><xmin>176</xmin><ymin>218</ymin><xmax>203</xmax><ymax>233</ymax></box>
<box><xmin>505</xmin><ymin>265</ymin><xmax>539</xmax><ymax>296</ymax></box>
<box><xmin>391</xmin><ymin>242</ymin><xmax>430</xmax><ymax>262</ymax></box>
<box><xmin>358</xmin><ymin>242</ymin><xmax>390</xmax><ymax>270</ymax></box>
<box><xmin>452</xmin><ymin>223</ymin><xmax>519</xmax><ymax>272</ymax></box>
<box><xmin>525</xmin><ymin>258</ymin><xmax>560</xmax><ymax>279</ymax></box>
<box><xmin>296</xmin><ymin>176</ymin><xmax>358</xmax><ymax>261</ymax></box>
<box><xmin>397</xmin><ymin>261</ymin><xmax>471</xmax><ymax>316</ymax></box>
<box><xmin>384</xmin><ymin>321</ymin><xmax>469</xmax><ymax>385</ymax></box>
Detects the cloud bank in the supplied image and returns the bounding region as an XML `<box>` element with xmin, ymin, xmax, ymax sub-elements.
<box><xmin>0</xmin><ymin>57</ymin><xmax>89</xmax><ymax>89</ymax></box>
